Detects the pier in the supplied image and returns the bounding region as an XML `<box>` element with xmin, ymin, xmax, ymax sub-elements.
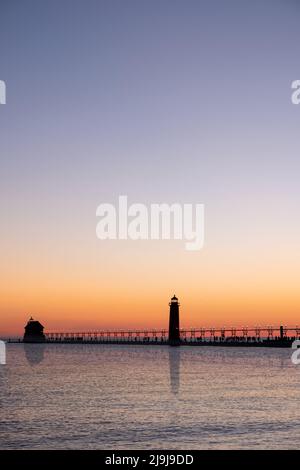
<box><xmin>43</xmin><ymin>326</ymin><xmax>299</xmax><ymax>347</ymax></box>
<box><xmin>21</xmin><ymin>296</ymin><xmax>299</xmax><ymax>347</ymax></box>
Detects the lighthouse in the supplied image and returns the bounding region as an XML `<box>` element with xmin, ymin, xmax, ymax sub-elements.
<box><xmin>168</xmin><ymin>295</ymin><xmax>180</xmax><ymax>346</ymax></box>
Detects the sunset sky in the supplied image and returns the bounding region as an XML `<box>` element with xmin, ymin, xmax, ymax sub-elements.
<box><xmin>1</xmin><ymin>0</ymin><xmax>300</xmax><ymax>336</ymax></box>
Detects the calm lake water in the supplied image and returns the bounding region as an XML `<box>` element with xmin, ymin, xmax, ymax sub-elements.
<box><xmin>0</xmin><ymin>343</ymin><xmax>299</xmax><ymax>449</ymax></box>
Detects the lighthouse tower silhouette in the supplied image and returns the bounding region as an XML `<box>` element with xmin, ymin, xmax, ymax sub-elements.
<box><xmin>168</xmin><ymin>295</ymin><xmax>180</xmax><ymax>346</ymax></box>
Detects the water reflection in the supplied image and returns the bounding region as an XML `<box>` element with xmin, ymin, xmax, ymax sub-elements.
<box><xmin>24</xmin><ymin>343</ymin><xmax>45</xmax><ymax>366</ymax></box>
<box><xmin>169</xmin><ymin>347</ymin><xmax>180</xmax><ymax>395</ymax></box>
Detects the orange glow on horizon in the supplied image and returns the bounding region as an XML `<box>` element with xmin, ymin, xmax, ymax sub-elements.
<box><xmin>1</xmin><ymin>231</ymin><xmax>300</xmax><ymax>336</ymax></box>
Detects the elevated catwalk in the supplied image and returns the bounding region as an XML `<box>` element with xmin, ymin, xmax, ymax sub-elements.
<box><xmin>22</xmin><ymin>296</ymin><xmax>299</xmax><ymax>348</ymax></box>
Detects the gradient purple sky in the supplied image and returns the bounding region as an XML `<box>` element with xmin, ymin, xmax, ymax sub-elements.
<box><xmin>1</xmin><ymin>0</ymin><xmax>300</xmax><ymax>334</ymax></box>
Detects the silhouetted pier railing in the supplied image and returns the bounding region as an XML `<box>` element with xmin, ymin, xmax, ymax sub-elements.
<box><xmin>44</xmin><ymin>326</ymin><xmax>300</xmax><ymax>346</ymax></box>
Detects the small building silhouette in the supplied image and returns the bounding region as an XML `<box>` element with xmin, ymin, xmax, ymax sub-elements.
<box><xmin>23</xmin><ymin>317</ymin><xmax>46</xmax><ymax>343</ymax></box>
